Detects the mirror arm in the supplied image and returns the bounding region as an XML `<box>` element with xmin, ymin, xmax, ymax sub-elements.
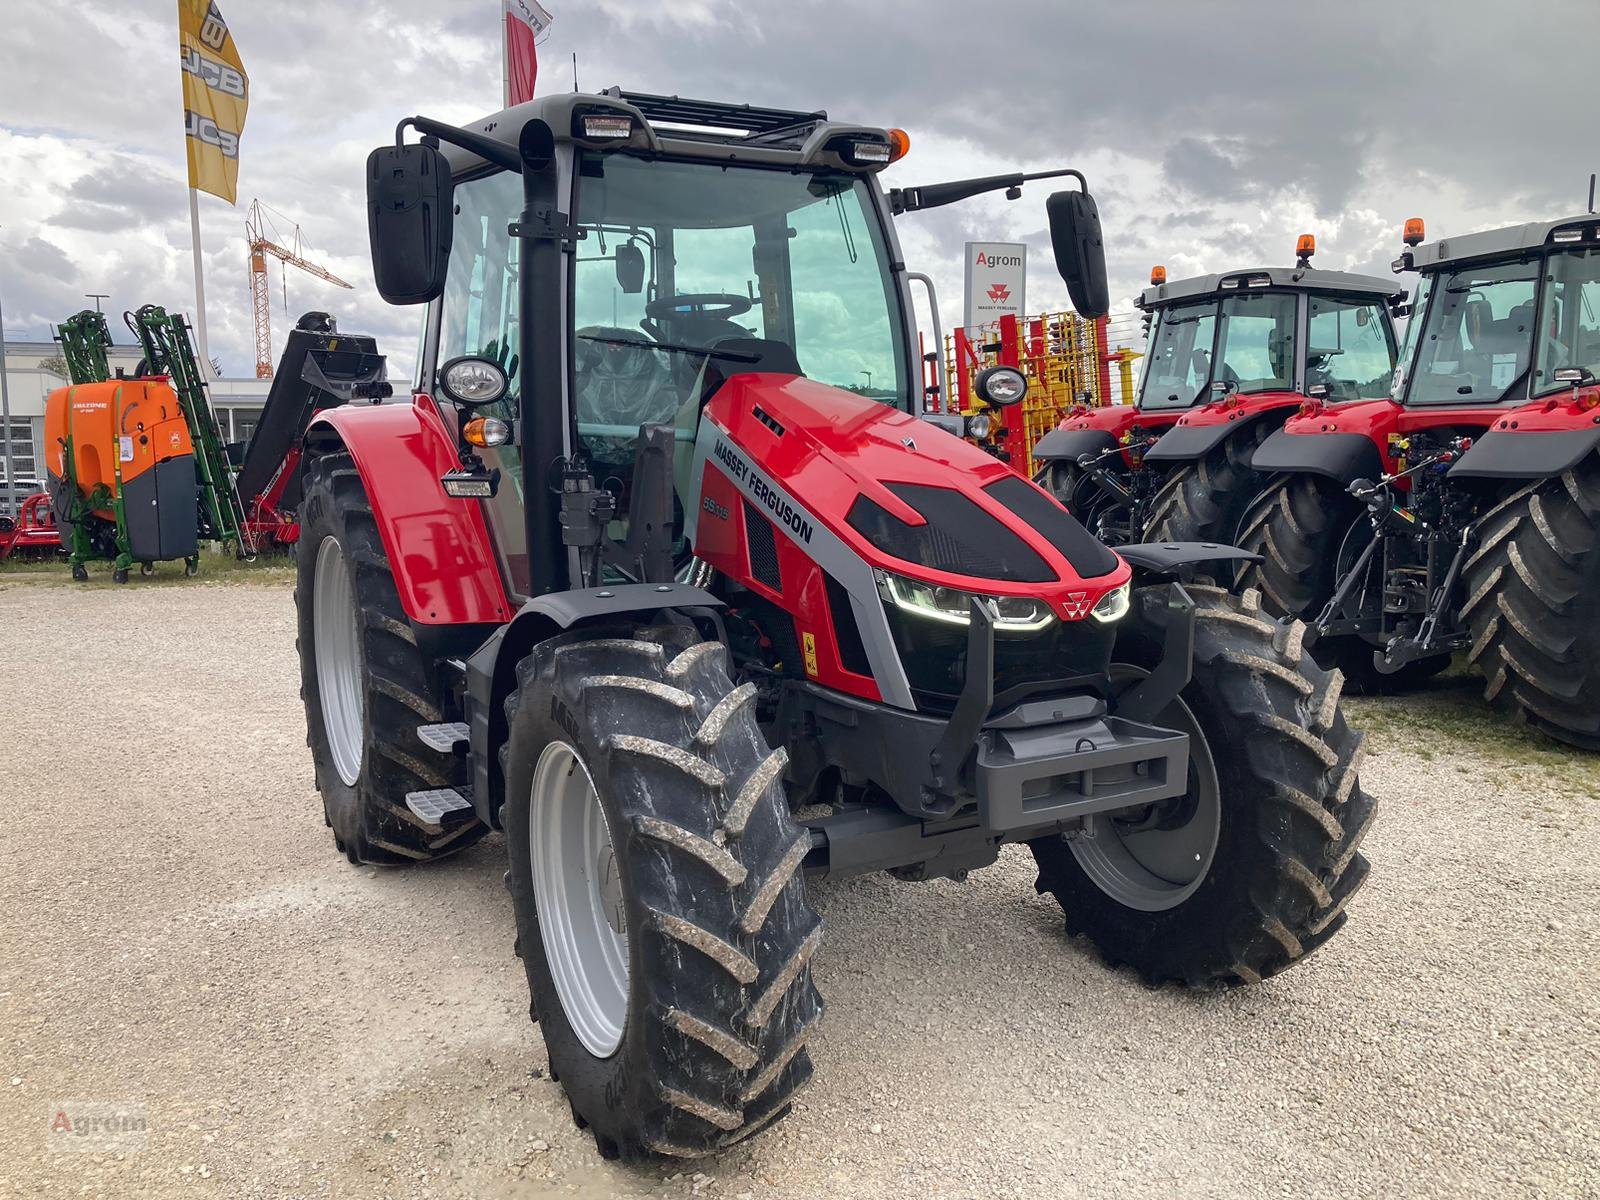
<box><xmin>890</xmin><ymin>168</ymin><xmax>1088</xmax><ymax>215</ymax></box>
<box><xmin>396</xmin><ymin>115</ymin><xmax>522</xmax><ymax>173</ymax></box>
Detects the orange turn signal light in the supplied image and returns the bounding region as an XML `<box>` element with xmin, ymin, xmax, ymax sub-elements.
<box><xmin>463</xmin><ymin>416</ymin><xmax>511</xmax><ymax>448</ymax></box>
<box><xmin>1403</xmin><ymin>217</ymin><xmax>1425</xmax><ymax>246</ymax></box>
<box><xmin>1296</xmin><ymin>233</ymin><xmax>1316</xmax><ymax>260</ymax></box>
<box><xmin>887</xmin><ymin>128</ymin><xmax>911</xmax><ymax>162</ymax></box>
<box><xmin>1150</xmin><ymin>265</ymin><xmax>1167</xmax><ymax>285</ymax></box>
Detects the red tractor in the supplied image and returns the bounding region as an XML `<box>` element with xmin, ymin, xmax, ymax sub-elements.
<box><xmin>1239</xmin><ymin>215</ymin><xmax>1600</xmax><ymax>727</ymax></box>
<box><xmin>1033</xmin><ymin>241</ymin><xmax>1404</xmax><ymax>546</ymax></box>
<box><xmin>297</xmin><ymin>89</ymin><xmax>1374</xmax><ymax>1160</ymax></box>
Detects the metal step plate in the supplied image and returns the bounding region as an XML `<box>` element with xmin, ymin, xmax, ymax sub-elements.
<box><xmin>404</xmin><ymin>788</ymin><xmax>473</xmax><ymax>824</ymax></box>
<box><xmin>416</xmin><ymin>722</ymin><xmax>470</xmax><ymax>753</ymax></box>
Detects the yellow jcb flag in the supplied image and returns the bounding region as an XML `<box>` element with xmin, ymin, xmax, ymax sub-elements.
<box><xmin>179</xmin><ymin>1</ymin><xmax>248</xmax><ymax>204</ymax></box>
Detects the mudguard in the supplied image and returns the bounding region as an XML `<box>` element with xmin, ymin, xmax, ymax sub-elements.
<box><xmin>305</xmin><ymin>394</ymin><xmax>513</xmax><ymax>627</ymax></box>
<box><xmin>1117</xmin><ymin>541</ymin><xmax>1261</xmax><ymax>576</ymax></box>
<box><xmin>464</xmin><ymin>582</ymin><xmax>724</xmax><ymax>826</ymax></box>
<box><xmin>1144</xmin><ymin>404</ymin><xmax>1291</xmax><ymax>465</ymax></box>
<box><xmin>1032</xmin><ymin>427</ymin><xmax>1118</xmax><ymax>463</ymax></box>
<box><xmin>1450</xmin><ymin>427</ymin><xmax>1600</xmax><ymax>479</ymax></box>
<box><xmin>1249</xmin><ymin>428</ymin><xmax>1384</xmax><ymax>485</ymax></box>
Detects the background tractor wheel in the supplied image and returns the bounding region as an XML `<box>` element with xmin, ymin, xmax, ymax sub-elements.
<box><xmin>1461</xmin><ymin>460</ymin><xmax>1600</xmax><ymax>749</ymax></box>
<box><xmin>295</xmin><ymin>452</ymin><xmax>485</xmax><ymax>865</ymax></box>
<box><xmin>1234</xmin><ymin>473</ymin><xmax>1448</xmax><ymax>693</ymax></box>
<box><xmin>1039</xmin><ymin>460</ymin><xmax>1129</xmax><ymax>544</ymax></box>
<box><xmin>1030</xmin><ymin>585</ymin><xmax>1374</xmax><ymax>986</ymax></box>
<box><xmin>1142</xmin><ymin>420</ymin><xmax>1276</xmax><ymax>548</ymax></box>
<box><xmin>503</xmin><ymin>627</ymin><xmax>822</xmax><ymax>1162</ymax></box>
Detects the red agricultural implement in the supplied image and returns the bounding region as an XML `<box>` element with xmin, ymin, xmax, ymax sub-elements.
<box><xmin>0</xmin><ymin>493</ymin><xmax>63</xmax><ymax>561</ymax></box>
<box><xmin>1033</xmin><ymin>239</ymin><xmax>1405</xmax><ymax>546</ymax></box>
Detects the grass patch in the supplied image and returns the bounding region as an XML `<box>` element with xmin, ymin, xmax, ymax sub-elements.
<box><xmin>1347</xmin><ymin>677</ymin><xmax>1600</xmax><ymax>800</ymax></box>
<box><xmin>0</xmin><ymin>547</ymin><xmax>295</xmax><ymax>589</ymax></box>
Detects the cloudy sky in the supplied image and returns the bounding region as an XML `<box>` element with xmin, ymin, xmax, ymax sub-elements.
<box><xmin>1</xmin><ymin>0</ymin><xmax>1594</xmax><ymax>380</ymax></box>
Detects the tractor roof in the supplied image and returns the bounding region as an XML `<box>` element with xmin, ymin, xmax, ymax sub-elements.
<box><xmin>435</xmin><ymin>87</ymin><xmax>895</xmax><ymax>178</ymax></box>
<box><xmin>1139</xmin><ymin>266</ymin><xmax>1403</xmax><ymax>310</ymax></box>
<box><xmin>1407</xmin><ymin>214</ymin><xmax>1600</xmax><ymax>272</ymax></box>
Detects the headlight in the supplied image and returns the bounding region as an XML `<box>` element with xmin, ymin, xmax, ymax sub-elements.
<box><xmin>974</xmin><ymin>365</ymin><xmax>1028</xmax><ymax>407</ymax></box>
<box><xmin>875</xmin><ymin>569</ymin><xmax>1055</xmax><ymax>633</ymax></box>
<box><xmin>966</xmin><ymin>412</ymin><xmax>993</xmax><ymax>440</ymax></box>
<box><xmin>438</xmin><ymin>356</ymin><xmax>509</xmax><ymax>406</ymax></box>
<box><xmin>1091</xmin><ymin>582</ymin><xmax>1131</xmax><ymax>624</ymax></box>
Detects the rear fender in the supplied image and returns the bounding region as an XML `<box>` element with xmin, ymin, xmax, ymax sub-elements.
<box><xmin>1450</xmin><ymin>398</ymin><xmax>1600</xmax><ymax>479</ymax></box>
<box><xmin>1249</xmin><ymin>429</ymin><xmax>1384</xmax><ymax>486</ymax></box>
<box><xmin>304</xmin><ymin>394</ymin><xmax>513</xmax><ymax>628</ymax></box>
<box><xmin>464</xmin><ymin>583</ymin><xmax>724</xmax><ymax>826</ymax></box>
<box><xmin>1143</xmin><ymin>394</ymin><xmax>1300</xmax><ymax>465</ymax></box>
<box><xmin>1032</xmin><ymin>428</ymin><xmax>1118</xmax><ymax>464</ymax></box>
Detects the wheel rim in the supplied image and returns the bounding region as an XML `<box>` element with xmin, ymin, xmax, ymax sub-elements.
<box><xmin>1072</xmin><ymin>676</ymin><xmax>1221</xmax><ymax>912</ymax></box>
<box><xmin>529</xmin><ymin>740</ymin><xmax>629</xmax><ymax>1058</ymax></box>
<box><xmin>313</xmin><ymin>535</ymin><xmax>365</xmax><ymax>787</ymax></box>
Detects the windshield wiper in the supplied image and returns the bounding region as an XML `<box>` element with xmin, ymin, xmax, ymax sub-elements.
<box><xmin>577</xmin><ymin>334</ymin><xmax>761</xmax><ymax>363</ymax></box>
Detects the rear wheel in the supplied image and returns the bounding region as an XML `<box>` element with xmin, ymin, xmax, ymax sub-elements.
<box><xmin>503</xmin><ymin>627</ymin><xmax>823</xmax><ymax>1161</ymax></box>
<box><xmin>1143</xmin><ymin>421</ymin><xmax>1275</xmax><ymax>547</ymax></box>
<box><xmin>1031</xmin><ymin>586</ymin><xmax>1374</xmax><ymax>985</ymax></box>
<box><xmin>1040</xmin><ymin>460</ymin><xmax>1133</xmax><ymax>545</ymax></box>
<box><xmin>295</xmin><ymin>452</ymin><xmax>485</xmax><ymax>864</ymax></box>
<box><xmin>1235</xmin><ymin>472</ymin><xmax>1448</xmax><ymax>692</ymax></box>
<box><xmin>1461</xmin><ymin>460</ymin><xmax>1600</xmax><ymax>749</ymax></box>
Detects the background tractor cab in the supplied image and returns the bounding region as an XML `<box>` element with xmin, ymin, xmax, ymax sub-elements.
<box><xmin>299</xmin><ymin>88</ymin><xmax>1373</xmax><ymax>1160</ymax></box>
<box><xmin>1034</xmin><ymin>238</ymin><xmax>1404</xmax><ymax>545</ymax></box>
<box><xmin>1240</xmin><ymin>214</ymin><xmax>1600</xmax><ymax>728</ymax></box>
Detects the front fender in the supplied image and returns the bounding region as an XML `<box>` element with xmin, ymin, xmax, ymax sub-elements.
<box><xmin>306</xmin><ymin>395</ymin><xmax>512</xmax><ymax>627</ymax></box>
<box><xmin>1249</xmin><ymin>428</ymin><xmax>1384</xmax><ymax>485</ymax></box>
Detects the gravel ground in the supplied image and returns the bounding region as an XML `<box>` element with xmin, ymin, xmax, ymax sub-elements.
<box><xmin>2</xmin><ymin>576</ymin><xmax>1597</xmax><ymax>1199</ymax></box>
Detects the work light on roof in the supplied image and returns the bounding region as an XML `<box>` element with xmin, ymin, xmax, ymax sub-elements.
<box><xmin>582</xmin><ymin>114</ymin><xmax>633</xmax><ymax>140</ymax></box>
<box><xmin>1553</xmin><ymin>227</ymin><xmax>1585</xmax><ymax>243</ymax></box>
<box><xmin>850</xmin><ymin>140</ymin><xmax>892</xmax><ymax>165</ymax></box>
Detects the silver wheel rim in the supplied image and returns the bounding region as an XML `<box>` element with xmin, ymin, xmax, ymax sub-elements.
<box><xmin>1072</xmin><ymin>678</ymin><xmax>1221</xmax><ymax>912</ymax></box>
<box><xmin>530</xmin><ymin>740</ymin><xmax>629</xmax><ymax>1058</ymax></box>
<box><xmin>313</xmin><ymin>535</ymin><xmax>364</xmax><ymax>787</ymax></box>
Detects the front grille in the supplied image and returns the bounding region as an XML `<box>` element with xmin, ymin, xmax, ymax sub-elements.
<box><xmin>744</xmin><ymin>500</ymin><xmax>782</xmax><ymax>591</ymax></box>
<box><xmin>881</xmin><ymin>600</ymin><xmax>1115</xmax><ymax>715</ymax></box>
<box><xmin>847</xmin><ymin>483</ymin><xmax>1054</xmax><ymax>583</ymax></box>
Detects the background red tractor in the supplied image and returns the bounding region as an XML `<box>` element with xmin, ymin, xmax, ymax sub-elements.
<box><xmin>295</xmin><ymin>89</ymin><xmax>1375</xmax><ymax>1160</ymax></box>
<box><xmin>1033</xmin><ymin>242</ymin><xmax>1404</xmax><ymax>546</ymax></box>
<box><xmin>1239</xmin><ymin>215</ymin><xmax>1600</xmax><ymax>727</ymax></box>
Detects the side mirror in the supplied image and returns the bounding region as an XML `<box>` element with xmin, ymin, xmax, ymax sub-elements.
<box><xmin>366</xmin><ymin>144</ymin><xmax>454</xmax><ymax>305</ymax></box>
<box><xmin>615</xmin><ymin>242</ymin><xmax>646</xmax><ymax>295</ymax></box>
<box><xmin>1046</xmin><ymin>190</ymin><xmax>1109</xmax><ymax>318</ymax></box>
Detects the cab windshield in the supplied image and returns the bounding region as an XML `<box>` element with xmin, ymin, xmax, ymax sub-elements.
<box><xmin>1138</xmin><ymin>291</ymin><xmax>1300</xmax><ymax>408</ymax></box>
<box><xmin>1534</xmin><ymin>248</ymin><xmax>1600</xmax><ymax>396</ymax></box>
<box><xmin>1403</xmin><ymin>258</ymin><xmax>1538</xmax><ymax>404</ymax></box>
<box><xmin>1138</xmin><ymin>301</ymin><xmax>1216</xmax><ymax>409</ymax></box>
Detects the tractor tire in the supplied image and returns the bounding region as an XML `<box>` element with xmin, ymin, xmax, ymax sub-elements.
<box><xmin>1030</xmin><ymin>585</ymin><xmax>1374</xmax><ymax>986</ymax></box>
<box><xmin>1143</xmin><ymin>421</ymin><xmax>1275</xmax><ymax>548</ymax></box>
<box><xmin>502</xmin><ymin>627</ymin><xmax>823</xmax><ymax>1162</ymax></box>
<box><xmin>1234</xmin><ymin>473</ymin><xmax>1448</xmax><ymax>693</ymax></box>
<box><xmin>1039</xmin><ymin>460</ymin><xmax>1132</xmax><ymax>545</ymax></box>
<box><xmin>1461</xmin><ymin>460</ymin><xmax>1600</xmax><ymax>749</ymax></box>
<box><xmin>295</xmin><ymin>451</ymin><xmax>485</xmax><ymax>865</ymax></box>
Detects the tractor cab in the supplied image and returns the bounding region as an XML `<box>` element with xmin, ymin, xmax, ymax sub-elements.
<box><xmin>1034</xmin><ymin>240</ymin><xmax>1403</xmax><ymax>547</ymax></box>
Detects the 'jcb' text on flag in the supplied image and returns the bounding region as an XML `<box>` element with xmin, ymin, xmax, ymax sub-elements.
<box><xmin>179</xmin><ymin>0</ymin><xmax>248</xmax><ymax>204</ymax></box>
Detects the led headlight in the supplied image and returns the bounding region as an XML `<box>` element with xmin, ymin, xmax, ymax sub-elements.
<box><xmin>438</xmin><ymin>356</ymin><xmax>509</xmax><ymax>406</ymax></box>
<box><xmin>875</xmin><ymin>569</ymin><xmax>1055</xmax><ymax>633</ymax></box>
<box><xmin>1090</xmin><ymin>582</ymin><xmax>1131</xmax><ymax>624</ymax></box>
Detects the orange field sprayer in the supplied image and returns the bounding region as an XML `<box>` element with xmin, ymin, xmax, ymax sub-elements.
<box><xmin>45</xmin><ymin>307</ymin><xmax>252</xmax><ymax>582</ymax></box>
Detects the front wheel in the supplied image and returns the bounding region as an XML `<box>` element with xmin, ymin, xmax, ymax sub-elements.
<box><xmin>1030</xmin><ymin>585</ymin><xmax>1374</xmax><ymax>986</ymax></box>
<box><xmin>295</xmin><ymin>452</ymin><xmax>485</xmax><ymax>864</ymax></box>
<box><xmin>503</xmin><ymin>627</ymin><xmax>823</xmax><ymax>1161</ymax></box>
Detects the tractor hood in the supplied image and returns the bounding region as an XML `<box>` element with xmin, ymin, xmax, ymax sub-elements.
<box><xmin>696</xmin><ymin>372</ymin><xmax>1127</xmax><ymax>595</ymax></box>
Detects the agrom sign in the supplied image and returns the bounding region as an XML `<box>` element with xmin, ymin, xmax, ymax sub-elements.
<box><xmin>964</xmin><ymin>241</ymin><xmax>1027</xmax><ymax>330</ymax></box>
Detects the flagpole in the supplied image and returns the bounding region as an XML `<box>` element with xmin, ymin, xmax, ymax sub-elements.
<box><xmin>501</xmin><ymin>1</ymin><xmax>510</xmax><ymax>107</ymax></box>
<box><xmin>187</xmin><ymin>187</ymin><xmax>214</xmax><ymax>380</ymax></box>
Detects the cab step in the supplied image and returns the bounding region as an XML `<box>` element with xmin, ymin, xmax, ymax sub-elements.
<box><xmin>416</xmin><ymin>722</ymin><xmax>470</xmax><ymax>754</ymax></box>
<box><xmin>405</xmin><ymin>788</ymin><xmax>474</xmax><ymax>824</ymax></box>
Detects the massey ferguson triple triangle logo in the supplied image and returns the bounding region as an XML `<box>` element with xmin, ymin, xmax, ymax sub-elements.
<box><xmin>1062</xmin><ymin>592</ymin><xmax>1091</xmax><ymax>620</ymax></box>
<box><xmin>987</xmin><ymin>283</ymin><xmax>1011</xmax><ymax>303</ymax></box>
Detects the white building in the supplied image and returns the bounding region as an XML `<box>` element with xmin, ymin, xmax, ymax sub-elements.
<box><xmin>0</xmin><ymin>338</ymin><xmax>271</xmax><ymax>515</ymax></box>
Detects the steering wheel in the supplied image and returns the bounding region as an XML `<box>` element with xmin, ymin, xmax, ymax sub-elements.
<box><xmin>646</xmin><ymin>293</ymin><xmax>753</xmax><ymax>322</ymax></box>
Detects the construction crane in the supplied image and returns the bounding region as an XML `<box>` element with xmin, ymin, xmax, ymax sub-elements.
<box><xmin>246</xmin><ymin>199</ymin><xmax>353</xmax><ymax>379</ymax></box>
